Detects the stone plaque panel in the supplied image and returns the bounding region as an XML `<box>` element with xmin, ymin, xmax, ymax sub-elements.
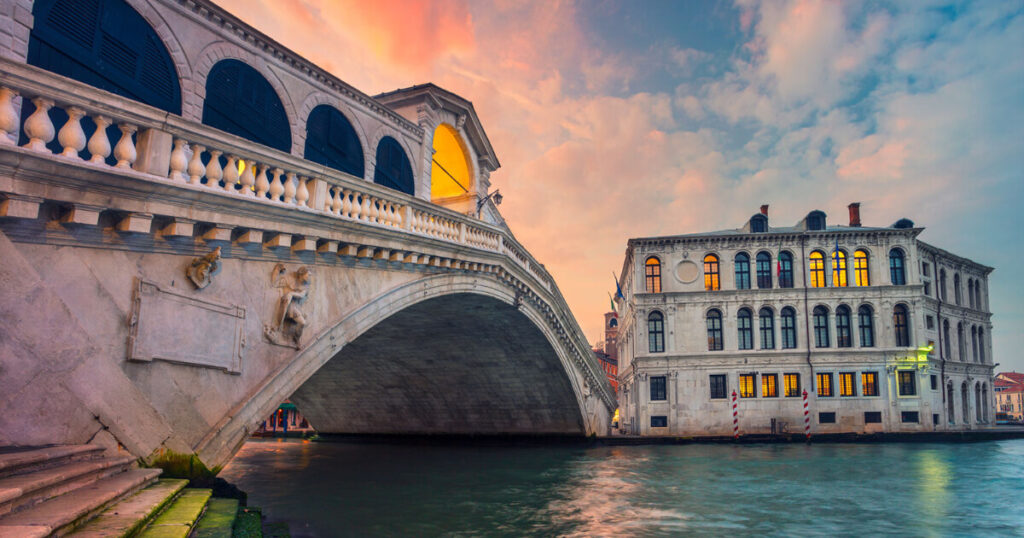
<box><xmin>127</xmin><ymin>279</ymin><xmax>245</xmax><ymax>374</ymax></box>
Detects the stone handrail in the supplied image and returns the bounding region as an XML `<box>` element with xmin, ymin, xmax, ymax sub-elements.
<box><xmin>0</xmin><ymin>59</ymin><xmax>614</xmax><ymax>410</ymax></box>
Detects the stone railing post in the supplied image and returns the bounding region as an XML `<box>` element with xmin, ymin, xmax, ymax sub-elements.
<box><xmin>306</xmin><ymin>177</ymin><xmax>328</xmax><ymax>211</ymax></box>
<box><xmin>133</xmin><ymin>128</ymin><xmax>172</xmax><ymax>177</ymax></box>
<box><xmin>403</xmin><ymin>206</ymin><xmax>414</xmax><ymax>230</ymax></box>
<box><xmin>458</xmin><ymin>222</ymin><xmax>466</xmax><ymax>244</ymax></box>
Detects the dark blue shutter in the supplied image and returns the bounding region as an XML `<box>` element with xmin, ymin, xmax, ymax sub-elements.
<box><xmin>373</xmin><ymin>136</ymin><xmax>414</xmax><ymax>195</ymax></box>
<box><xmin>303</xmin><ymin>105</ymin><xmax>364</xmax><ymax>178</ymax></box>
<box><xmin>202</xmin><ymin>59</ymin><xmax>291</xmax><ymax>153</ymax></box>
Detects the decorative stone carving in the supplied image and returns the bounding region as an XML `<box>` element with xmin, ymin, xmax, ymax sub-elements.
<box><xmin>264</xmin><ymin>264</ymin><xmax>313</xmax><ymax>348</ymax></box>
<box><xmin>187</xmin><ymin>247</ymin><xmax>222</xmax><ymax>289</ymax></box>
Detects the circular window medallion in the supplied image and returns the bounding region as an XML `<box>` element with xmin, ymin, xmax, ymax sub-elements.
<box><xmin>676</xmin><ymin>260</ymin><xmax>699</xmax><ymax>283</ymax></box>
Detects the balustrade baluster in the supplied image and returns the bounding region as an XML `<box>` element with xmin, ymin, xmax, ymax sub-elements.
<box><xmin>222</xmin><ymin>155</ymin><xmax>239</xmax><ymax>192</ymax></box>
<box><xmin>168</xmin><ymin>139</ymin><xmax>187</xmax><ymax>181</ymax></box>
<box><xmin>240</xmin><ymin>160</ymin><xmax>255</xmax><ymax>195</ymax></box>
<box><xmin>340</xmin><ymin>188</ymin><xmax>352</xmax><ymax>217</ymax></box>
<box><xmin>392</xmin><ymin>203</ymin><xmax>402</xmax><ymax>228</ymax></box>
<box><xmin>57</xmin><ymin>106</ymin><xmax>86</xmax><ymax>158</ymax></box>
<box><xmin>360</xmin><ymin>194</ymin><xmax>371</xmax><ymax>222</ymax></box>
<box><xmin>294</xmin><ymin>174</ymin><xmax>309</xmax><ymax>207</ymax></box>
<box><xmin>22</xmin><ymin>97</ymin><xmax>55</xmax><ymax>152</ymax></box>
<box><xmin>205</xmin><ymin>150</ymin><xmax>223</xmax><ymax>188</ymax></box>
<box><xmin>275</xmin><ymin>170</ymin><xmax>289</xmax><ymax>203</ymax></box>
<box><xmin>0</xmin><ymin>88</ymin><xmax>17</xmax><ymax>144</ymax></box>
<box><xmin>330</xmin><ymin>186</ymin><xmax>342</xmax><ymax>214</ymax></box>
<box><xmin>254</xmin><ymin>164</ymin><xmax>269</xmax><ymax>197</ymax></box>
<box><xmin>113</xmin><ymin>124</ymin><xmax>137</xmax><ymax>168</ymax></box>
<box><xmin>187</xmin><ymin>144</ymin><xmax>205</xmax><ymax>185</ymax></box>
<box><xmin>87</xmin><ymin>115</ymin><xmax>111</xmax><ymax>164</ymax></box>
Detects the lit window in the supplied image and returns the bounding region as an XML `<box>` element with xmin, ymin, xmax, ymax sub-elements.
<box><xmin>645</xmin><ymin>257</ymin><xmax>661</xmax><ymax>293</ymax></box>
<box><xmin>762</xmin><ymin>374</ymin><xmax>778</xmax><ymax>398</ymax></box>
<box><xmin>784</xmin><ymin>373</ymin><xmax>801</xmax><ymax>397</ymax></box>
<box><xmin>430</xmin><ymin>123</ymin><xmax>472</xmax><ymax>199</ymax></box>
<box><xmin>781</xmin><ymin>307</ymin><xmax>797</xmax><ymax>349</ymax></box>
<box><xmin>862</xmin><ymin>372</ymin><xmax>878</xmax><ymax>396</ymax></box>
<box><xmin>836</xmin><ymin>305</ymin><xmax>852</xmax><ymax>348</ymax></box>
<box><xmin>809</xmin><ymin>251</ymin><xmax>826</xmax><ymax>288</ymax></box>
<box><xmin>737</xmin><ymin>308</ymin><xmax>753</xmax><ymax>350</ymax></box>
<box><xmin>709</xmin><ymin>375</ymin><xmax>727</xmax><ymax>399</ymax></box>
<box><xmin>648</xmin><ymin>311</ymin><xmax>664</xmax><ymax>353</ymax></box>
<box><xmin>756</xmin><ymin>252</ymin><xmax>773</xmax><ymax>289</ymax></box>
<box><xmin>707</xmin><ymin>309</ymin><xmax>723</xmax><ymax>351</ymax></box>
<box><xmin>817</xmin><ymin>373</ymin><xmax>833</xmax><ymax>397</ymax></box>
<box><xmin>735</xmin><ymin>253</ymin><xmax>750</xmax><ymax>290</ymax></box>
<box><xmin>650</xmin><ymin>376</ymin><xmax>667</xmax><ymax>401</ymax></box>
<box><xmin>704</xmin><ymin>254</ymin><xmax>720</xmax><ymax>291</ymax></box>
<box><xmin>759</xmin><ymin>307</ymin><xmax>775</xmax><ymax>350</ymax></box>
<box><xmin>739</xmin><ymin>374</ymin><xmax>756</xmax><ymax>398</ymax></box>
<box><xmin>779</xmin><ymin>252</ymin><xmax>794</xmax><ymax>288</ymax></box>
<box><xmin>854</xmin><ymin>249</ymin><xmax>870</xmax><ymax>286</ymax></box>
<box><xmin>894</xmin><ymin>304</ymin><xmax>910</xmax><ymax>347</ymax></box>
<box><xmin>839</xmin><ymin>372</ymin><xmax>856</xmax><ymax>397</ymax></box>
<box><xmin>832</xmin><ymin>249</ymin><xmax>848</xmax><ymax>287</ymax></box>
<box><xmin>890</xmin><ymin>249</ymin><xmax>906</xmax><ymax>285</ymax></box>
<box><xmin>813</xmin><ymin>306</ymin><xmax>830</xmax><ymax>348</ymax></box>
<box><xmin>898</xmin><ymin>371</ymin><xmax>917</xmax><ymax>396</ymax></box>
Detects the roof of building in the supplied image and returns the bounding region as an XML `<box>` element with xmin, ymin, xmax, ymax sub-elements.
<box><xmin>997</xmin><ymin>372</ymin><xmax>1024</xmax><ymax>384</ymax></box>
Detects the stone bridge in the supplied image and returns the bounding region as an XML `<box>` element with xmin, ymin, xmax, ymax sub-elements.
<box><xmin>0</xmin><ymin>0</ymin><xmax>614</xmax><ymax>470</ymax></box>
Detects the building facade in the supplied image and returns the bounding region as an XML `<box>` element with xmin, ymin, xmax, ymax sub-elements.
<box><xmin>616</xmin><ymin>204</ymin><xmax>995</xmax><ymax>436</ymax></box>
<box><xmin>995</xmin><ymin>372</ymin><xmax>1024</xmax><ymax>421</ymax></box>
<box><xmin>593</xmin><ymin>312</ymin><xmax>620</xmax><ymax>392</ymax></box>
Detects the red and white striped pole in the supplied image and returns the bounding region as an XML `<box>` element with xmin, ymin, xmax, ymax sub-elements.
<box><xmin>732</xmin><ymin>390</ymin><xmax>739</xmax><ymax>439</ymax></box>
<box><xmin>803</xmin><ymin>389</ymin><xmax>811</xmax><ymax>442</ymax></box>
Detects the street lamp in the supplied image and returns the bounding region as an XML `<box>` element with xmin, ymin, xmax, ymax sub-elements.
<box><xmin>476</xmin><ymin>189</ymin><xmax>502</xmax><ymax>217</ymax></box>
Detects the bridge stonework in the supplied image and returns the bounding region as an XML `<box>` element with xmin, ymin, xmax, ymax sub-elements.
<box><xmin>0</xmin><ymin>0</ymin><xmax>614</xmax><ymax>470</ymax></box>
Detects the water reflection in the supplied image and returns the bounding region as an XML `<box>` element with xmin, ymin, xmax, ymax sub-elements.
<box><xmin>218</xmin><ymin>439</ymin><xmax>1024</xmax><ymax>537</ymax></box>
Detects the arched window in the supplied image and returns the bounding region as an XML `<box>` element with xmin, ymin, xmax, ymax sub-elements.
<box><xmin>704</xmin><ymin>254</ymin><xmax>720</xmax><ymax>291</ymax></box>
<box><xmin>975</xmin><ymin>281</ymin><xmax>983</xmax><ymax>310</ymax></box>
<box><xmin>303</xmin><ymin>105</ymin><xmax>364</xmax><ymax>178</ymax></box>
<box><xmin>756</xmin><ymin>252</ymin><xmax>773</xmax><ymax>289</ymax></box>
<box><xmin>809</xmin><ymin>251</ymin><xmax>826</xmax><ymax>288</ymax></box>
<box><xmin>781</xmin><ymin>307</ymin><xmax>797</xmax><ymax>349</ymax></box>
<box><xmin>975</xmin><ymin>383</ymin><xmax>982</xmax><ymax>423</ymax></box>
<box><xmin>968</xmin><ymin>278</ymin><xmax>976</xmax><ymax>309</ymax></box>
<box><xmin>737</xmin><ymin>308</ymin><xmax>753</xmax><ymax>350</ymax></box>
<box><xmin>430</xmin><ymin>123</ymin><xmax>472</xmax><ymax>200</ymax></box>
<box><xmin>836</xmin><ymin>305</ymin><xmax>852</xmax><ymax>348</ymax></box>
<box><xmin>939</xmin><ymin>269</ymin><xmax>947</xmax><ymax>301</ymax></box>
<box><xmin>734</xmin><ymin>253</ymin><xmax>751</xmax><ymax>290</ymax></box>
<box><xmin>943</xmin><ymin>319</ymin><xmax>951</xmax><ymax>359</ymax></box>
<box><xmin>373</xmin><ymin>136</ymin><xmax>415</xmax><ymax>195</ymax></box>
<box><xmin>609</xmin><ymin>317</ymin><xmax>618</xmax><ymax>328</ymax></box>
<box><xmin>832</xmin><ymin>250</ymin><xmax>848</xmax><ymax>287</ymax></box>
<box><xmin>983</xmin><ymin>384</ymin><xmax>990</xmax><ymax>422</ymax></box>
<box><xmin>854</xmin><ymin>249</ymin><xmax>870</xmax><ymax>286</ymax></box>
<box><xmin>889</xmin><ymin>249</ymin><xmax>906</xmax><ymax>285</ymax></box>
<box><xmin>957</xmin><ymin>322</ymin><xmax>966</xmax><ymax>360</ymax></box>
<box><xmin>979</xmin><ymin>328</ymin><xmax>986</xmax><ymax>363</ymax></box>
<box><xmin>759</xmin><ymin>307</ymin><xmax>775</xmax><ymax>350</ymax></box>
<box><xmin>647</xmin><ymin>311</ymin><xmax>664</xmax><ymax>353</ymax></box>
<box><xmin>947</xmin><ymin>382</ymin><xmax>955</xmax><ymax>424</ymax></box>
<box><xmin>707</xmin><ymin>309</ymin><xmax>723</xmax><ymax>351</ymax></box>
<box><xmin>779</xmin><ymin>252</ymin><xmax>794</xmax><ymax>288</ymax></box>
<box><xmin>806</xmin><ymin>210</ymin><xmax>826</xmax><ymax>231</ymax></box>
<box><xmin>813</xmin><ymin>306</ymin><xmax>830</xmax><ymax>348</ymax></box>
<box><xmin>961</xmin><ymin>383</ymin><xmax>969</xmax><ymax>424</ymax></box>
<box><xmin>750</xmin><ymin>214</ymin><xmax>767</xmax><ymax>233</ymax></box>
<box><xmin>954</xmin><ymin>273</ymin><xmax>962</xmax><ymax>305</ymax></box>
<box><xmin>894</xmin><ymin>304</ymin><xmax>910</xmax><ymax>347</ymax></box>
<box><xmin>203</xmin><ymin>59</ymin><xmax>291</xmax><ymax>153</ymax></box>
<box><xmin>645</xmin><ymin>257</ymin><xmax>662</xmax><ymax>293</ymax></box>
<box><xmin>858</xmin><ymin>305</ymin><xmax>874</xmax><ymax>347</ymax></box>
<box><xmin>971</xmin><ymin>326</ymin><xmax>978</xmax><ymax>362</ymax></box>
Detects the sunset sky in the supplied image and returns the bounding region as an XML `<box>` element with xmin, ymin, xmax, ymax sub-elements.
<box><xmin>219</xmin><ymin>0</ymin><xmax>1024</xmax><ymax>370</ymax></box>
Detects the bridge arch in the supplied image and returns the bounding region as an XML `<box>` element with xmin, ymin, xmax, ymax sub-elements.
<box><xmin>196</xmin><ymin>273</ymin><xmax>598</xmax><ymax>467</ymax></box>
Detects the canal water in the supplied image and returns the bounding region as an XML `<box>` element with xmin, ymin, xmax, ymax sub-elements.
<box><xmin>219</xmin><ymin>438</ymin><xmax>1024</xmax><ymax>536</ymax></box>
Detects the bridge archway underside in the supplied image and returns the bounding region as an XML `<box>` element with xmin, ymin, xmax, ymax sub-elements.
<box><xmin>291</xmin><ymin>293</ymin><xmax>585</xmax><ymax>436</ymax></box>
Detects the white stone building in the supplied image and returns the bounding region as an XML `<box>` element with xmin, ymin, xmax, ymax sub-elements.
<box><xmin>615</xmin><ymin>204</ymin><xmax>995</xmax><ymax>436</ymax></box>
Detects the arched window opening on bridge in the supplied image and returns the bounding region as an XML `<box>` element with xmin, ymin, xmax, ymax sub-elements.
<box><xmin>203</xmin><ymin>59</ymin><xmax>291</xmax><ymax>153</ymax></box>
<box><xmin>374</xmin><ymin>136</ymin><xmax>415</xmax><ymax>196</ymax></box>
<box><xmin>304</xmin><ymin>105</ymin><xmax>364</xmax><ymax>179</ymax></box>
<box><xmin>23</xmin><ymin>0</ymin><xmax>181</xmax><ymax>157</ymax></box>
<box><xmin>431</xmin><ymin>123</ymin><xmax>473</xmax><ymax>201</ymax></box>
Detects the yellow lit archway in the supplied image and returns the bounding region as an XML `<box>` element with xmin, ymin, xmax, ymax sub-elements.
<box><xmin>431</xmin><ymin>123</ymin><xmax>472</xmax><ymax>200</ymax></box>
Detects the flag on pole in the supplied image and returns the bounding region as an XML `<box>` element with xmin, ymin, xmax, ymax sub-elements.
<box><xmin>612</xmin><ymin>272</ymin><xmax>624</xmax><ymax>300</ymax></box>
<box><xmin>608</xmin><ymin>292</ymin><xmax>617</xmax><ymax>315</ymax></box>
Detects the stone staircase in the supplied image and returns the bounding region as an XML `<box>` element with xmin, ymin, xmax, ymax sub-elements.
<box><xmin>0</xmin><ymin>446</ymin><xmax>243</xmax><ymax>537</ymax></box>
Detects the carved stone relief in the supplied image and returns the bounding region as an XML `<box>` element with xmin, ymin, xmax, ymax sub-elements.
<box><xmin>264</xmin><ymin>263</ymin><xmax>314</xmax><ymax>348</ymax></box>
<box><xmin>186</xmin><ymin>247</ymin><xmax>222</xmax><ymax>289</ymax></box>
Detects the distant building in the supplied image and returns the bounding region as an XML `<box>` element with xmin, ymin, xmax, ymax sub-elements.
<box><xmin>995</xmin><ymin>372</ymin><xmax>1024</xmax><ymax>420</ymax></box>
<box><xmin>254</xmin><ymin>401</ymin><xmax>316</xmax><ymax>437</ymax></box>
<box><xmin>615</xmin><ymin>204</ymin><xmax>995</xmax><ymax>436</ymax></box>
<box><xmin>594</xmin><ymin>312</ymin><xmax>620</xmax><ymax>392</ymax></box>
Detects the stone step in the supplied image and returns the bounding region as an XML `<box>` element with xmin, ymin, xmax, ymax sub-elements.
<box><xmin>0</xmin><ymin>468</ymin><xmax>161</xmax><ymax>537</ymax></box>
<box><xmin>0</xmin><ymin>455</ymin><xmax>137</xmax><ymax>517</ymax></box>
<box><xmin>67</xmin><ymin>479</ymin><xmax>188</xmax><ymax>538</ymax></box>
<box><xmin>137</xmin><ymin>488</ymin><xmax>212</xmax><ymax>538</ymax></box>
<box><xmin>232</xmin><ymin>507</ymin><xmax>263</xmax><ymax>538</ymax></box>
<box><xmin>0</xmin><ymin>446</ymin><xmax>105</xmax><ymax>480</ymax></box>
<box><xmin>192</xmin><ymin>498</ymin><xmax>239</xmax><ymax>538</ymax></box>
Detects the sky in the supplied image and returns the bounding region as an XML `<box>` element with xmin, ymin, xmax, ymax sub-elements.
<box><xmin>218</xmin><ymin>0</ymin><xmax>1024</xmax><ymax>371</ymax></box>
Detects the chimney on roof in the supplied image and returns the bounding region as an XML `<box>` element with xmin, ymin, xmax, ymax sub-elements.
<box><xmin>760</xmin><ymin>204</ymin><xmax>769</xmax><ymax>216</ymax></box>
<box><xmin>848</xmin><ymin>202</ymin><xmax>862</xmax><ymax>227</ymax></box>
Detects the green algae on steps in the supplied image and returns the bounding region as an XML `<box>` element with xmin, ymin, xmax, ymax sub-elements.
<box><xmin>68</xmin><ymin>479</ymin><xmax>188</xmax><ymax>537</ymax></box>
<box><xmin>231</xmin><ymin>506</ymin><xmax>263</xmax><ymax>538</ymax></box>
<box><xmin>145</xmin><ymin>451</ymin><xmax>221</xmax><ymax>482</ymax></box>
<box><xmin>138</xmin><ymin>488</ymin><xmax>212</xmax><ymax>538</ymax></box>
<box><xmin>193</xmin><ymin>498</ymin><xmax>239</xmax><ymax>538</ymax></box>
